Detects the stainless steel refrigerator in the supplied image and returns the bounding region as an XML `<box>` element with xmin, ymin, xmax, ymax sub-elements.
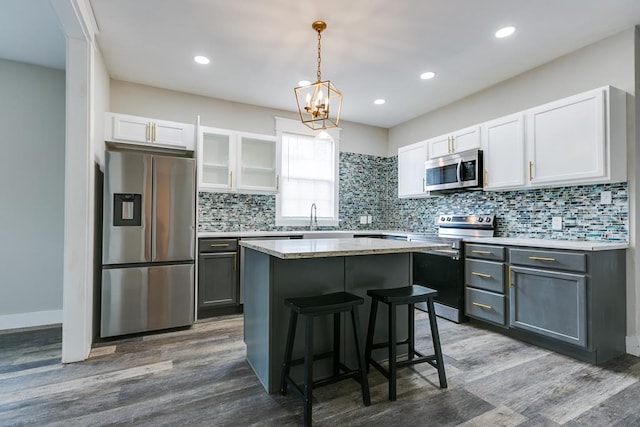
<box><xmin>101</xmin><ymin>149</ymin><xmax>195</xmax><ymax>338</ymax></box>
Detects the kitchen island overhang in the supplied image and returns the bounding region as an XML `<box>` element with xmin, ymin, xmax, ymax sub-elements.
<box><xmin>240</xmin><ymin>237</ymin><xmax>448</xmax><ymax>393</ymax></box>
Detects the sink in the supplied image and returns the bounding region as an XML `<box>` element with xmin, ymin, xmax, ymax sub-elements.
<box><xmin>302</xmin><ymin>232</ymin><xmax>354</xmax><ymax>239</ymax></box>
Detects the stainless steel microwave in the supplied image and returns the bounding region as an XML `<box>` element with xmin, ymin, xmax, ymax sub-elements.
<box><xmin>424</xmin><ymin>149</ymin><xmax>483</xmax><ymax>191</ymax></box>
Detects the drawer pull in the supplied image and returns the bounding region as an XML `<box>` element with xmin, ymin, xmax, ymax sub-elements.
<box><xmin>472</xmin><ymin>302</ymin><xmax>492</xmax><ymax>310</ymax></box>
<box><xmin>209</xmin><ymin>243</ymin><xmax>230</xmax><ymax>248</ymax></box>
<box><xmin>471</xmin><ymin>272</ymin><xmax>492</xmax><ymax>278</ymax></box>
<box><xmin>508</xmin><ymin>266</ymin><xmax>513</xmax><ymax>287</ymax></box>
<box><xmin>471</xmin><ymin>250</ymin><xmax>492</xmax><ymax>254</ymax></box>
<box><xmin>528</xmin><ymin>256</ymin><xmax>556</xmax><ymax>261</ymax></box>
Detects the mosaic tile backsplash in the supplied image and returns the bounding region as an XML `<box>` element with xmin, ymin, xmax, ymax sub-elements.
<box><xmin>199</xmin><ymin>153</ymin><xmax>628</xmax><ymax>241</ymax></box>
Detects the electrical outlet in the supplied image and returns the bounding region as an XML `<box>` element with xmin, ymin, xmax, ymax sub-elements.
<box><xmin>360</xmin><ymin>215</ymin><xmax>367</xmax><ymax>225</ymax></box>
<box><xmin>601</xmin><ymin>191</ymin><xmax>612</xmax><ymax>205</ymax></box>
<box><xmin>552</xmin><ymin>216</ymin><xmax>563</xmax><ymax>231</ymax></box>
<box><xmin>367</xmin><ymin>215</ymin><xmax>372</xmax><ymax>224</ymax></box>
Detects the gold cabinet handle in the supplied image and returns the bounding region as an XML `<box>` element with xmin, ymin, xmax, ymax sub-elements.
<box><xmin>450</xmin><ymin>135</ymin><xmax>455</xmax><ymax>153</ymax></box>
<box><xmin>229</xmin><ymin>171</ymin><xmax>233</xmax><ymax>187</ymax></box>
<box><xmin>146</xmin><ymin>122</ymin><xmax>151</xmax><ymax>141</ymax></box>
<box><xmin>508</xmin><ymin>266</ymin><xmax>513</xmax><ymax>287</ymax></box>
<box><xmin>471</xmin><ymin>250</ymin><xmax>491</xmax><ymax>254</ymax></box>
<box><xmin>529</xmin><ymin>256</ymin><xmax>556</xmax><ymax>261</ymax></box>
<box><xmin>152</xmin><ymin>123</ymin><xmax>157</xmax><ymax>141</ymax></box>
<box><xmin>276</xmin><ymin>174</ymin><xmax>279</xmax><ymax>191</ymax></box>
<box><xmin>472</xmin><ymin>302</ymin><xmax>492</xmax><ymax>310</ymax></box>
<box><xmin>484</xmin><ymin>169</ymin><xmax>487</xmax><ymax>187</ymax></box>
<box><xmin>529</xmin><ymin>161</ymin><xmax>533</xmax><ymax>181</ymax></box>
<box><xmin>209</xmin><ymin>243</ymin><xmax>230</xmax><ymax>248</ymax></box>
<box><xmin>471</xmin><ymin>271</ymin><xmax>492</xmax><ymax>278</ymax></box>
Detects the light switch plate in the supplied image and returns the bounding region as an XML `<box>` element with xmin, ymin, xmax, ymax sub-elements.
<box><xmin>601</xmin><ymin>191</ymin><xmax>612</xmax><ymax>205</ymax></box>
<box><xmin>360</xmin><ymin>216</ymin><xmax>367</xmax><ymax>224</ymax></box>
<box><xmin>367</xmin><ymin>215</ymin><xmax>372</xmax><ymax>224</ymax></box>
<box><xmin>552</xmin><ymin>216</ymin><xmax>563</xmax><ymax>231</ymax></box>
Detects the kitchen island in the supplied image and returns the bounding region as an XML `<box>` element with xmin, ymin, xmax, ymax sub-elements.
<box><xmin>240</xmin><ymin>237</ymin><xmax>448</xmax><ymax>393</ymax></box>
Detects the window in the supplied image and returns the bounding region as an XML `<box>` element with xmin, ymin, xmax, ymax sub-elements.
<box><xmin>275</xmin><ymin>117</ymin><xmax>340</xmax><ymax>227</ymax></box>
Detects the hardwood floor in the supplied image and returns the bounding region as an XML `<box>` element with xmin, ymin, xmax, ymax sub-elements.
<box><xmin>1</xmin><ymin>312</ymin><xmax>640</xmax><ymax>426</ymax></box>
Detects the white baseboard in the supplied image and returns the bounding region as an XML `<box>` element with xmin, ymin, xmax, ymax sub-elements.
<box><xmin>626</xmin><ymin>335</ymin><xmax>640</xmax><ymax>356</ymax></box>
<box><xmin>0</xmin><ymin>310</ymin><xmax>62</xmax><ymax>331</ymax></box>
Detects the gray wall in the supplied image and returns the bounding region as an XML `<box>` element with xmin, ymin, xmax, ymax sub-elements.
<box><xmin>109</xmin><ymin>80</ymin><xmax>389</xmax><ymax>157</ymax></box>
<box><xmin>388</xmin><ymin>28</ymin><xmax>635</xmax><ymax>154</ymax></box>
<box><xmin>0</xmin><ymin>59</ymin><xmax>65</xmax><ymax>327</ymax></box>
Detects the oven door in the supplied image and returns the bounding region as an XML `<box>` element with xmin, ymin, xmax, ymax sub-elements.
<box><xmin>412</xmin><ymin>250</ymin><xmax>467</xmax><ymax>323</ymax></box>
<box><xmin>424</xmin><ymin>150</ymin><xmax>482</xmax><ymax>191</ymax></box>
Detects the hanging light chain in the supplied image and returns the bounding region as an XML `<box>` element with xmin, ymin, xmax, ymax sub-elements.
<box><xmin>316</xmin><ymin>28</ymin><xmax>322</xmax><ymax>82</ymax></box>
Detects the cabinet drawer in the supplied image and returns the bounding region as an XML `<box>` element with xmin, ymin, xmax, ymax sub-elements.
<box><xmin>199</xmin><ymin>238</ymin><xmax>238</xmax><ymax>253</ymax></box>
<box><xmin>465</xmin><ymin>287</ymin><xmax>506</xmax><ymax>326</ymax></box>
<box><xmin>465</xmin><ymin>244</ymin><xmax>505</xmax><ymax>261</ymax></box>
<box><xmin>465</xmin><ymin>259</ymin><xmax>504</xmax><ymax>293</ymax></box>
<box><xmin>509</xmin><ymin>248</ymin><xmax>586</xmax><ymax>272</ymax></box>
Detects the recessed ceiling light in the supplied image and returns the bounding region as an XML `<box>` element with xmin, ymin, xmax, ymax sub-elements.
<box><xmin>374</xmin><ymin>99</ymin><xmax>386</xmax><ymax>105</ymax></box>
<box><xmin>420</xmin><ymin>71</ymin><xmax>436</xmax><ymax>80</ymax></box>
<box><xmin>298</xmin><ymin>80</ymin><xmax>311</xmax><ymax>86</ymax></box>
<box><xmin>194</xmin><ymin>55</ymin><xmax>210</xmax><ymax>65</ymax></box>
<box><xmin>495</xmin><ymin>26</ymin><xmax>516</xmax><ymax>39</ymax></box>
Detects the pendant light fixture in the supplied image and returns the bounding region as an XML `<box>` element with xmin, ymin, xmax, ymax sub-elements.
<box><xmin>294</xmin><ymin>21</ymin><xmax>343</xmax><ymax>130</ymax></box>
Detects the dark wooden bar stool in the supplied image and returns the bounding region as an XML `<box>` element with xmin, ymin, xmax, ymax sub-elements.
<box><xmin>280</xmin><ymin>291</ymin><xmax>371</xmax><ymax>426</ymax></box>
<box><xmin>365</xmin><ymin>285</ymin><xmax>447</xmax><ymax>401</ymax></box>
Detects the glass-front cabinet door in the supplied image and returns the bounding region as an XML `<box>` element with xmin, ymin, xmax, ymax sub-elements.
<box><xmin>198</xmin><ymin>127</ymin><xmax>235</xmax><ymax>191</ymax></box>
<box><xmin>197</xmin><ymin>126</ymin><xmax>279</xmax><ymax>194</ymax></box>
<box><xmin>237</xmin><ymin>133</ymin><xmax>277</xmax><ymax>192</ymax></box>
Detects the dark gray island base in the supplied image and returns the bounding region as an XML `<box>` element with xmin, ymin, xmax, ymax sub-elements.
<box><xmin>241</xmin><ymin>238</ymin><xmax>448</xmax><ymax>393</ymax></box>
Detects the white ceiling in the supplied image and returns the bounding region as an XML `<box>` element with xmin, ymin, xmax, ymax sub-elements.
<box><xmin>4</xmin><ymin>1</ymin><xmax>640</xmax><ymax>128</ymax></box>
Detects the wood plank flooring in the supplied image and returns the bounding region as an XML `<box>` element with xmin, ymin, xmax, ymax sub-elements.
<box><xmin>1</xmin><ymin>312</ymin><xmax>640</xmax><ymax>426</ymax></box>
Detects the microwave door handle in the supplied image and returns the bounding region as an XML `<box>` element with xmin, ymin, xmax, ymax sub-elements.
<box><xmin>456</xmin><ymin>160</ymin><xmax>462</xmax><ymax>185</ymax></box>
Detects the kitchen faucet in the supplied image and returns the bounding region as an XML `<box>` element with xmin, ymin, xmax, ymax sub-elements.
<box><xmin>309</xmin><ymin>203</ymin><xmax>318</xmax><ymax>231</ymax></box>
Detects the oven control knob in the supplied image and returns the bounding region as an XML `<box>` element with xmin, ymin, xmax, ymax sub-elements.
<box><xmin>440</xmin><ymin>216</ymin><xmax>445</xmax><ymax>222</ymax></box>
<box><xmin>478</xmin><ymin>217</ymin><xmax>484</xmax><ymax>222</ymax></box>
<box><xmin>485</xmin><ymin>216</ymin><xmax>492</xmax><ymax>223</ymax></box>
<box><xmin>446</xmin><ymin>217</ymin><xmax>451</xmax><ymax>222</ymax></box>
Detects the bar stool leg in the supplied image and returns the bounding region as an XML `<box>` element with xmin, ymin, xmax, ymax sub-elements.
<box><xmin>280</xmin><ymin>311</ymin><xmax>298</xmax><ymax>395</ymax></box>
<box><xmin>303</xmin><ymin>315</ymin><xmax>314</xmax><ymax>427</ymax></box>
<box><xmin>349</xmin><ymin>306</ymin><xmax>371</xmax><ymax>406</ymax></box>
<box><xmin>426</xmin><ymin>297</ymin><xmax>447</xmax><ymax>389</ymax></box>
<box><xmin>388</xmin><ymin>302</ymin><xmax>397</xmax><ymax>401</ymax></box>
<box><xmin>408</xmin><ymin>303</ymin><xmax>415</xmax><ymax>361</ymax></box>
<box><xmin>365</xmin><ymin>299</ymin><xmax>378</xmax><ymax>370</ymax></box>
<box><xmin>333</xmin><ymin>312</ymin><xmax>341</xmax><ymax>377</ymax></box>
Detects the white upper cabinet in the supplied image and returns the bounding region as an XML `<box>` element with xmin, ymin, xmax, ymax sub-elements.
<box><xmin>197</xmin><ymin>126</ymin><xmax>278</xmax><ymax>194</ymax></box>
<box><xmin>526</xmin><ymin>86</ymin><xmax>625</xmax><ymax>187</ymax></box>
<box><xmin>236</xmin><ymin>133</ymin><xmax>278</xmax><ymax>192</ymax></box>
<box><xmin>106</xmin><ymin>112</ymin><xmax>195</xmax><ymax>150</ymax></box>
<box><xmin>199</xmin><ymin>127</ymin><xmax>235</xmax><ymax>191</ymax></box>
<box><xmin>427</xmin><ymin>125</ymin><xmax>480</xmax><ymax>159</ymax></box>
<box><xmin>398</xmin><ymin>141</ymin><xmax>429</xmax><ymax>198</ymax></box>
<box><xmin>482</xmin><ymin>113</ymin><xmax>526</xmax><ymax>191</ymax></box>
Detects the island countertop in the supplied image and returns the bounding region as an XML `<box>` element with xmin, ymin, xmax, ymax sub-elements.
<box><xmin>239</xmin><ymin>237</ymin><xmax>449</xmax><ymax>259</ymax></box>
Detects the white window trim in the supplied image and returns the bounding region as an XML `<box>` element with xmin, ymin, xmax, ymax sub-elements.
<box><xmin>274</xmin><ymin>117</ymin><xmax>341</xmax><ymax>227</ymax></box>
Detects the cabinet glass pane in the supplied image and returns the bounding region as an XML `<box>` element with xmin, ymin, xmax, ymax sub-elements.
<box><xmin>239</xmin><ymin>137</ymin><xmax>276</xmax><ymax>188</ymax></box>
<box><xmin>202</xmin><ymin>132</ymin><xmax>230</xmax><ymax>186</ymax></box>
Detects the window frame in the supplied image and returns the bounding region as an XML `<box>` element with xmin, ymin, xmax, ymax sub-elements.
<box><xmin>275</xmin><ymin>117</ymin><xmax>340</xmax><ymax>227</ymax></box>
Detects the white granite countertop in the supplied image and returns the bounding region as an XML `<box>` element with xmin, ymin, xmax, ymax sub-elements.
<box><xmin>198</xmin><ymin>229</ymin><xmax>412</xmax><ymax>239</ymax></box>
<box><xmin>464</xmin><ymin>237</ymin><xmax>628</xmax><ymax>251</ymax></box>
<box><xmin>199</xmin><ymin>230</ymin><xmax>628</xmax><ymax>252</ymax></box>
<box><xmin>239</xmin><ymin>237</ymin><xmax>449</xmax><ymax>259</ymax></box>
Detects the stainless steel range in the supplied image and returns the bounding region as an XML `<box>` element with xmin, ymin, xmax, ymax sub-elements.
<box><xmin>409</xmin><ymin>214</ymin><xmax>495</xmax><ymax>323</ymax></box>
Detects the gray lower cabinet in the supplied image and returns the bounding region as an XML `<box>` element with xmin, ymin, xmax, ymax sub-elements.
<box><xmin>198</xmin><ymin>238</ymin><xmax>239</xmax><ymax>314</ymax></box>
<box><xmin>464</xmin><ymin>243</ymin><xmax>626</xmax><ymax>364</ymax></box>
<box><xmin>464</xmin><ymin>244</ymin><xmax>507</xmax><ymax>327</ymax></box>
<box><xmin>509</xmin><ymin>265</ymin><xmax>587</xmax><ymax>347</ymax></box>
